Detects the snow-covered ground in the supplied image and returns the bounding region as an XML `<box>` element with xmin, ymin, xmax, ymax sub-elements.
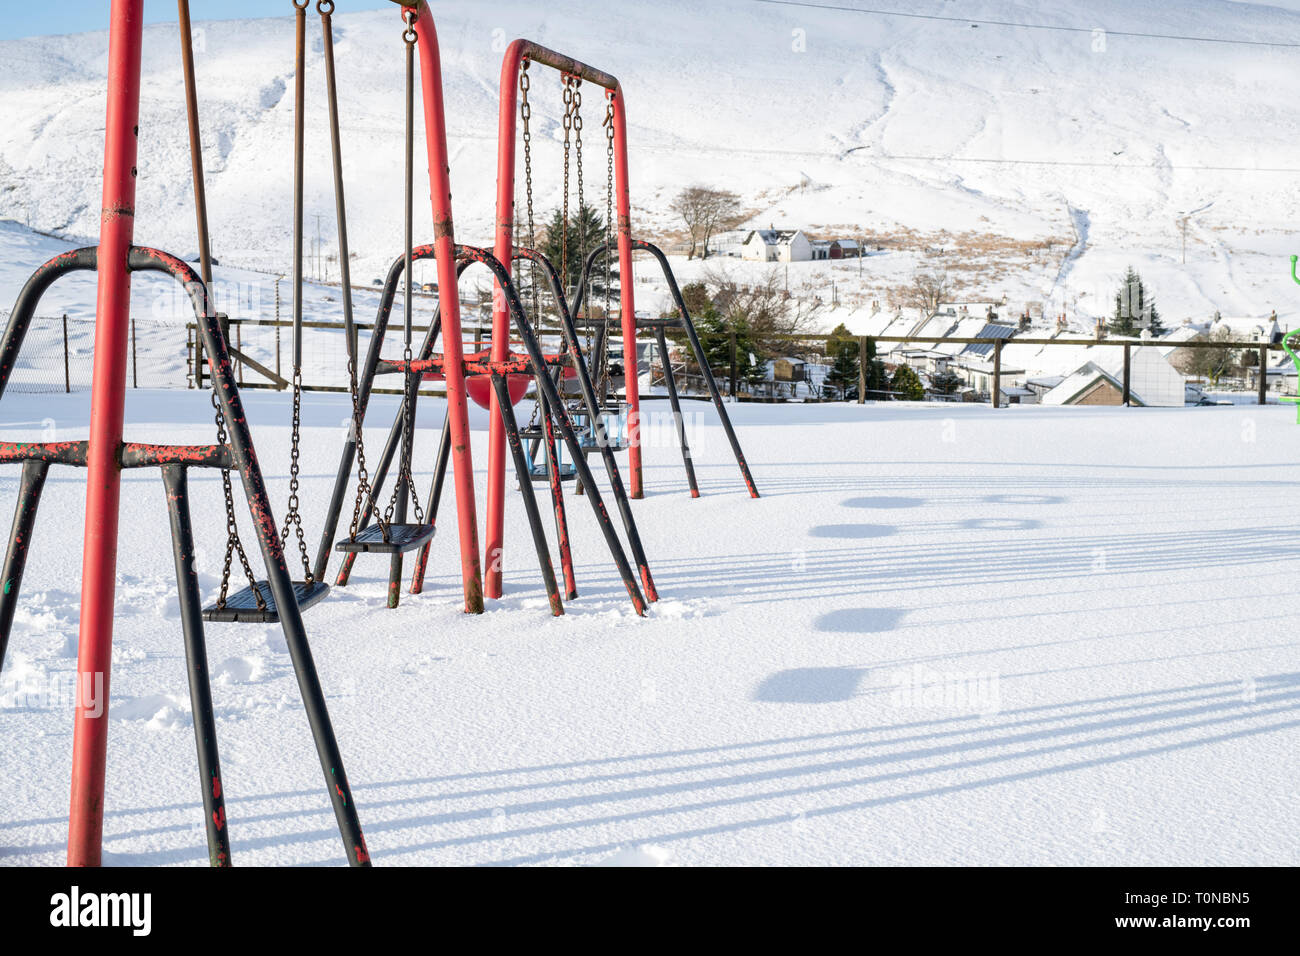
<box><xmin>2</xmin><ymin>390</ymin><xmax>1297</xmax><ymax>866</ymax></box>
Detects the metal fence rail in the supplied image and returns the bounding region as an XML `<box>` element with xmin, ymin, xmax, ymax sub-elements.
<box><xmin>2</xmin><ymin>310</ymin><xmax>1289</xmax><ymax>408</ymax></box>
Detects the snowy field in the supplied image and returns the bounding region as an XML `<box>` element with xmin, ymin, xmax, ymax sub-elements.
<box><xmin>2</xmin><ymin>390</ymin><xmax>1297</xmax><ymax>866</ymax></box>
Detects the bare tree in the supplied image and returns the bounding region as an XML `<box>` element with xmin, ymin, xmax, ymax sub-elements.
<box><xmin>903</xmin><ymin>269</ymin><xmax>952</xmax><ymax>318</ymax></box>
<box><xmin>670</xmin><ymin>185</ymin><xmax>743</xmax><ymax>259</ymax></box>
<box><xmin>1176</xmin><ymin>327</ymin><xmax>1238</xmax><ymax>387</ymax></box>
<box><xmin>703</xmin><ymin>266</ymin><xmax>821</xmax><ymax>355</ymax></box>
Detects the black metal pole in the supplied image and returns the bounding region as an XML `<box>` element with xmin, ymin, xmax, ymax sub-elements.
<box><xmin>539</xmin><ymin>369</ymin><xmax>577</xmax><ymax>599</ymax></box>
<box><xmin>409</xmin><ymin>408</ymin><xmax>452</xmax><ymax>595</ymax></box>
<box><xmin>63</xmin><ymin>315</ymin><xmax>71</xmax><ymax>393</ymax></box>
<box><xmin>160</xmin><ymin>464</ymin><xmax>231</xmax><ymax>868</ymax></box>
<box><xmin>492</xmin><ymin>374</ymin><xmax>563</xmax><ymax>616</ymax></box>
<box><xmin>654</xmin><ymin>325</ymin><xmax>699</xmax><ymax>497</ymax></box>
<box><xmin>131</xmin><ymin>317</ymin><xmax>138</xmax><ymax>388</ymax></box>
<box><xmin>0</xmin><ymin>460</ymin><xmax>49</xmax><ymax>670</ymax></box>
<box><xmin>632</xmin><ymin>242</ymin><xmax>759</xmax><ymax>497</ymax></box>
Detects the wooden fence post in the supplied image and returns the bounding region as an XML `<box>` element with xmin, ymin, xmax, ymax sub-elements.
<box><xmin>1123</xmin><ymin>343</ymin><xmax>1131</xmax><ymax>406</ymax></box>
<box><xmin>1259</xmin><ymin>346</ymin><xmax>1269</xmax><ymax>405</ymax></box>
<box><xmin>729</xmin><ymin>331</ymin><xmax>739</xmax><ymax>398</ymax></box>
<box><xmin>857</xmin><ymin>335</ymin><xmax>867</xmax><ymax>404</ymax></box>
<box><xmin>992</xmin><ymin>338</ymin><xmax>1002</xmax><ymax>408</ymax></box>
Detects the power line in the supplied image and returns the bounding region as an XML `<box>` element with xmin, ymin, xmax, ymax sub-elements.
<box><xmin>749</xmin><ymin>0</ymin><xmax>1300</xmax><ymax>49</ymax></box>
<box><xmin>845</xmin><ymin>148</ymin><xmax>1300</xmax><ymax>174</ymax></box>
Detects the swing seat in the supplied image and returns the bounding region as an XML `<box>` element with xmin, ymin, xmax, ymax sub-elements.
<box><xmin>202</xmin><ymin>580</ymin><xmax>331</xmax><ymax>624</ymax></box>
<box><xmin>465</xmin><ymin>372</ymin><xmax>532</xmax><ymax>410</ymax></box>
<box><xmin>578</xmin><ymin>437</ymin><xmax>628</xmax><ymax>454</ymax></box>
<box><xmin>334</xmin><ymin>523</ymin><xmax>435</xmax><ymax>554</ymax></box>
<box><xmin>528</xmin><ymin>462</ymin><xmax>576</xmax><ymax>482</ymax></box>
<box><xmin>573</xmin><ymin>404</ymin><xmax>630</xmax><ymax>453</ymax></box>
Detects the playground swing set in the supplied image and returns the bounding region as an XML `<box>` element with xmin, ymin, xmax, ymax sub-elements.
<box><xmin>0</xmin><ymin>0</ymin><xmax>760</xmax><ymax>867</ymax></box>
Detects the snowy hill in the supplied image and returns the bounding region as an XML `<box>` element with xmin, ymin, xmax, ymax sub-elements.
<box><xmin>2</xmin><ymin>0</ymin><xmax>1300</xmax><ymax>328</ymax></box>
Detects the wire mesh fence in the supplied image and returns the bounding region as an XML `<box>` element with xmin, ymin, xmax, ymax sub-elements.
<box><xmin>0</xmin><ymin>313</ymin><xmax>192</xmax><ymax>393</ymax></box>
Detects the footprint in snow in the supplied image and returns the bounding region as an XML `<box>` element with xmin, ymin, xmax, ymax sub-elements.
<box><xmin>113</xmin><ymin>693</ymin><xmax>190</xmax><ymax>730</ymax></box>
<box><xmin>213</xmin><ymin>655</ymin><xmax>266</xmax><ymax>685</ymax></box>
<box><xmin>591</xmin><ymin>844</ymin><xmax>673</xmax><ymax>867</ymax></box>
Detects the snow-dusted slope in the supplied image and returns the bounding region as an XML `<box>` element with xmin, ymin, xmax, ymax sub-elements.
<box><xmin>1</xmin><ymin>1</ymin><xmax>1299</xmax><ymax>324</ymax></box>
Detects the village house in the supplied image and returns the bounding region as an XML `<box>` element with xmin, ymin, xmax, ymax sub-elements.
<box><xmin>741</xmin><ymin>228</ymin><xmax>812</xmax><ymax>262</ymax></box>
<box><xmin>739</xmin><ymin>229</ymin><xmax>865</xmax><ymax>263</ymax></box>
<box><xmin>1040</xmin><ymin>348</ymin><xmax>1184</xmax><ymax>407</ymax></box>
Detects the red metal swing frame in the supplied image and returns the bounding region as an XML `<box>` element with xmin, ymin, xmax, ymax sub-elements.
<box><xmin>486</xmin><ymin>41</ymin><xmax>643</xmax><ymax>601</ymax></box>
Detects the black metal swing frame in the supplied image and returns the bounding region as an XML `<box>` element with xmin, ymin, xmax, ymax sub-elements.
<box><xmin>313</xmin><ymin>242</ymin><xmax>656</xmax><ymax>616</ymax></box>
<box><xmin>0</xmin><ymin>246</ymin><xmax>369</xmax><ymax>867</ymax></box>
<box><xmin>571</xmin><ymin>239</ymin><xmax>761</xmax><ymax>500</ymax></box>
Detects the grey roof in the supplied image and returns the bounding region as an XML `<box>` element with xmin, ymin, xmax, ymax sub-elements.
<box><xmin>961</xmin><ymin>323</ymin><xmax>1017</xmax><ymax>357</ymax></box>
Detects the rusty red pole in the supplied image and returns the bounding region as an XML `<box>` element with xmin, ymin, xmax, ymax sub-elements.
<box><xmin>610</xmin><ymin>88</ymin><xmax>642</xmax><ymax>498</ymax></box>
<box><xmin>489</xmin><ymin>40</ymin><xmax>642</xmax><ymax>596</ymax></box>
<box><xmin>486</xmin><ymin>41</ymin><xmax>527</xmax><ymax>599</ymax></box>
<box><xmin>411</xmin><ymin>1</ymin><xmax>483</xmax><ymax>612</ymax></box>
<box><xmin>68</xmin><ymin>0</ymin><xmax>143</xmax><ymax>866</ymax></box>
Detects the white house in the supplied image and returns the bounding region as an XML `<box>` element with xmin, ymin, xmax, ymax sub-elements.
<box><xmin>1208</xmin><ymin>312</ymin><xmax>1282</xmax><ymax>344</ymax></box>
<box><xmin>741</xmin><ymin>229</ymin><xmax>812</xmax><ymax>262</ymax></box>
<box><xmin>809</xmin><ymin>239</ymin><xmax>832</xmax><ymax>260</ymax></box>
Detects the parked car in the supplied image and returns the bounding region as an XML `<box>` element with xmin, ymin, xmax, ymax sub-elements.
<box><xmin>1185</xmin><ymin>383</ymin><xmax>1231</xmax><ymax>406</ymax></box>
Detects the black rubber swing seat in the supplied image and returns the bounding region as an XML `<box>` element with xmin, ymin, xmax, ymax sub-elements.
<box><xmin>578</xmin><ymin>439</ymin><xmax>628</xmax><ymax>454</ymax></box>
<box><xmin>334</xmin><ymin>523</ymin><xmax>435</xmax><ymax>554</ymax></box>
<box><xmin>528</xmin><ymin>463</ymin><xmax>576</xmax><ymax>482</ymax></box>
<box><xmin>202</xmin><ymin>580</ymin><xmax>331</xmax><ymax>624</ymax></box>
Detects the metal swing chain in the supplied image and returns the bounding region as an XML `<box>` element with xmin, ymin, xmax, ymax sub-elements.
<box><xmin>603</xmin><ymin>93</ymin><xmax>615</xmax><ymax>332</ymax></box>
<box><xmin>561</xmin><ymin>75</ymin><xmax>573</xmax><ymax>301</ymax></box>
<box><xmin>520</xmin><ymin>60</ymin><xmax>540</xmax><ymax>327</ymax></box>
<box><xmin>212</xmin><ymin>390</ymin><xmax>266</xmax><ymax>610</ymax></box>
<box><xmin>573</xmin><ymin>76</ymin><xmax>584</xmax><ymax>289</ymax></box>
<box><xmin>317</xmin><ymin>0</ymin><xmax>380</xmax><ymax>544</ymax></box>
<box><xmin>281</xmin><ymin>367</ymin><xmax>315</xmax><ymax>581</ymax></box>
<box><xmin>397</xmin><ymin>344</ymin><xmax>425</xmax><ymax>523</ymax></box>
<box><xmin>347</xmin><ymin>371</ymin><xmax>380</xmax><ymax>540</ymax></box>
<box><xmin>599</xmin><ymin>92</ymin><xmax>616</xmax><ymax>400</ymax></box>
<box><xmin>383</xmin><ymin>12</ymin><xmax>424</xmax><ymax>530</ymax></box>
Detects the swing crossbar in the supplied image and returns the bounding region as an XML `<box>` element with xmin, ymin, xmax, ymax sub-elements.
<box><xmin>375</xmin><ymin>350</ymin><xmax>567</xmax><ymax>377</ymax></box>
<box><xmin>0</xmin><ymin>441</ymin><xmax>233</xmax><ymax>470</ymax></box>
<box><xmin>203</xmin><ymin>580</ymin><xmax>331</xmax><ymax>623</ymax></box>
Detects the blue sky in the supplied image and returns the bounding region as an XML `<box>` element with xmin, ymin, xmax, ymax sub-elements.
<box><xmin>1</xmin><ymin>2</ymin><xmax>391</xmax><ymax>42</ymax></box>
